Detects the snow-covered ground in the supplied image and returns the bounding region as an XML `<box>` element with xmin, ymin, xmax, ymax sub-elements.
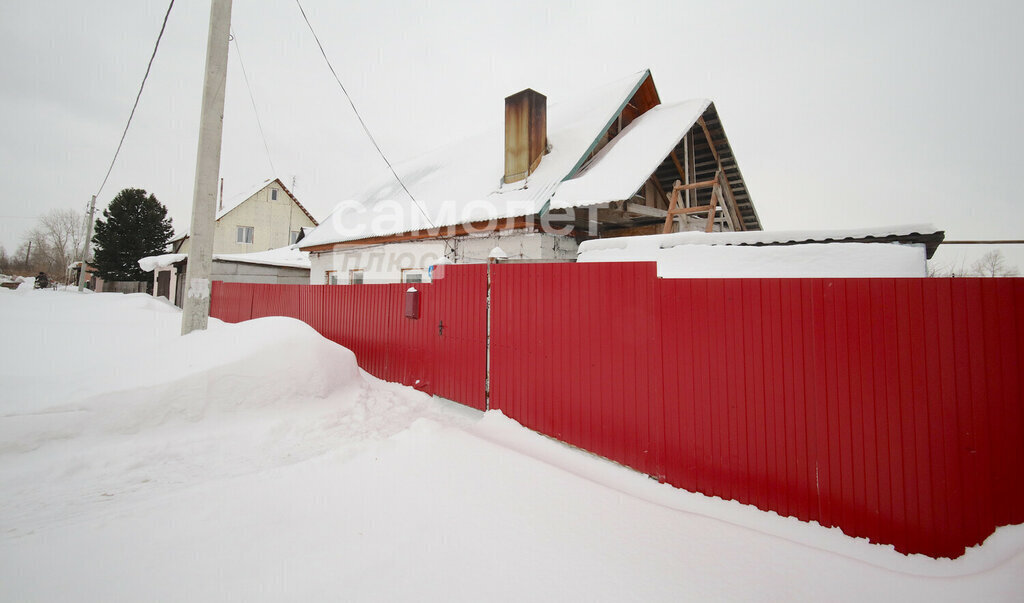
<box><xmin>1</xmin><ymin>289</ymin><xmax>1022</xmax><ymax>601</ymax></box>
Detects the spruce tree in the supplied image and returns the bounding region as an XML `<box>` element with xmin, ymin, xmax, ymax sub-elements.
<box><xmin>91</xmin><ymin>188</ymin><xmax>174</xmax><ymax>281</ymax></box>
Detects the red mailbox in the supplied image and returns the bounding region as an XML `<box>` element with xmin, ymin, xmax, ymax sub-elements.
<box><xmin>404</xmin><ymin>287</ymin><xmax>420</xmax><ymax>319</ymax></box>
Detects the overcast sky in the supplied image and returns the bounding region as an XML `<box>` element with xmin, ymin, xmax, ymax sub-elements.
<box><xmin>2</xmin><ymin>0</ymin><xmax>1022</xmax><ymax>271</ymax></box>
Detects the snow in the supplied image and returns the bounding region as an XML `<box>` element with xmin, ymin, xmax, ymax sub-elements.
<box><xmin>138</xmin><ymin>252</ymin><xmax>186</xmax><ymax>272</ymax></box>
<box><xmin>577</xmin><ymin>227</ymin><xmax>936</xmax><ymax>277</ymax></box>
<box><xmin>581</xmin><ymin>242</ymin><xmax>927</xmax><ymax>278</ymax></box>
<box><xmin>300</xmin><ymin>71</ymin><xmax>655</xmax><ymax>248</ymax></box>
<box><xmin>139</xmin><ymin>246</ymin><xmax>311</xmax><ymax>273</ymax></box>
<box><xmin>551</xmin><ymin>98</ymin><xmax>711</xmax><ymax>208</ymax></box>
<box><xmin>579</xmin><ymin>224</ymin><xmax>941</xmax><ymax>251</ymax></box>
<box><xmin>213</xmin><ymin>244</ymin><xmax>311</xmax><ymax>269</ymax></box>
<box><xmin>2</xmin><ymin>289</ymin><xmax>1023</xmax><ymax>600</ymax></box>
<box><xmin>488</xmin><ymin>245</ymin><xmax>508</xmax><ymax>259</ymax></box>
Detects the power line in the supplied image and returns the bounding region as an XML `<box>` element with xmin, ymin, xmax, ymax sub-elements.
<box><xmin>93</xmin><ymin>0</ymin><xmax>175</xmax><ymax>200</ymax></box>
<box><xmin>292</xmin><ymin>0</ymin><xmax>440</xmax><ymax>234</ymax></box>
<box><xmin>230</xmin><ymin>28</ymin><xmax>277</xmax><ymax>177</ymax></box>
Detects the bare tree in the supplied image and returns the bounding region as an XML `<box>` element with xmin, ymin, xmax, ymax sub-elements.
<box><xmin>23</xmin><ymin>209</ymin><xmax>88</xmax><ymax>282</ymax></box>
<box><xmin>970</xmin><ymin>250</ymin><xmax>1019</xmax><ymax>277</ymax></box>
<box><xmin>927</xmin><ymin>257</ymin><xmax>970</xmax><ymax>277</ymax></box>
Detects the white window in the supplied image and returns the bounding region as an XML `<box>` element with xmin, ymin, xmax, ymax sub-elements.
<box><xmin>350</xmin><ymin>269</ymin><xmax>364</xmax><ymax>285</ymax></box>
<box><xmin>271</xmin><ymin>188</ymin><xmax>279</xmax><ymax>201</ymax></box>
<box><xmin>290</xmin><ymin>230</ymin><xmax>301</xmax><ymax>245</ymax></box>
<box><xmin>236</xmin><ymin>226</ymin><xmax>254</xmax><ymax>244</ymax></box>
<box><xmin>326</xmin><ymin>270</ymin><xmax>338</xmax><ymax>285</ymax></box>
<box><xmin>402</xmin><ymin>269</ymin><xmax>423</xmax><ymax>284</ymax></box>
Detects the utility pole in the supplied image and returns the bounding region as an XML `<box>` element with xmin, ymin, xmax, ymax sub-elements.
<box><xmin>181</xmin><ymin>0</ymin><xmax>233</xmax><ymax>335</ymax></box>
<box><xmin>77</xmin><ymin>195</ymin><xmax>96</xmax><ymax>292</ymax></box>
<box><xmin>24</xmin><ymin>241</ymin><xmax>31</xmax><ymax>268</ymax></box>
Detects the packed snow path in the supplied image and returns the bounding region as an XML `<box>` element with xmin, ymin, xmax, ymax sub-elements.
<box><xmin>1</xmin><ymin>289</ymin><xmax>1022</xmax><ymax>601</ymax></box>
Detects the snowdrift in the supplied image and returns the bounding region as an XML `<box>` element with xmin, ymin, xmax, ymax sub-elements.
<box><xmin>2</xmin><ymin>290</ymin><xmax>1023</xmax><ymax>601</ymax></box>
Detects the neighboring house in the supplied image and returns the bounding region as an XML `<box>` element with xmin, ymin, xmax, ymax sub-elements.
<box><xmin>299</xmin><ymin>69</ymin><xmax>762</xmax><ymax>285</ymax></box>
<box><xmin>172</xmin><ymin>178</ymin><xmax>318</xmax><ymax>256</ymax></box>
<box><xmin>139</xmin><ymin>246</ymin><xmax>311</xmax><ymax>308</ymax></box>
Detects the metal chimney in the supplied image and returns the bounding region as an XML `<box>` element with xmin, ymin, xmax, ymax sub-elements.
<box><xmin>504</xmin><ymin>88</ymin><xmax>546</xmax><ymax>184</ymax></box>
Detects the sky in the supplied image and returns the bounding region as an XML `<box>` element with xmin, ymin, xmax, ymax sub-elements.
<box><xmin>1</xmin><ymin>0</ymin><xmax>1022</xmax><ymax>272</ymax></box>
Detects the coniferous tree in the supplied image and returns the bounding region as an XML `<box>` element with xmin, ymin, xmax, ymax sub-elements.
<box><xmin>91</xmin><ymin>188</ymin><xmax>174</xmax><ymax>281</ymax></box>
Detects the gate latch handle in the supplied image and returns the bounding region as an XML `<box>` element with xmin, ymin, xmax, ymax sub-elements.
<box><xmin>438</xmin><ymin>319</ymin><xmax>444</xmax><ymax>336</ymax></box>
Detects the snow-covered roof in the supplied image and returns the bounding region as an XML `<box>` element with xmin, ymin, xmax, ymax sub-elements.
<box><xmin>138</xmin><ymin>253</ymin><xmax>187</xmax><ymax>272</ymax></box>
<box><xmin>213</xmin><ymin>246</ymin><xmax>310</xmax><ymax>270</ymax></box>
<box><xmin>301</xmin><ymin>70</ymin><xmax>670</xmax><ymax>248</ymax></box>
<box><xmin>577</xmin><ymin>224</ymin><xmax>945</xmax><ymax>259</ymax></box>
<box><xmin>580</xmin><ymin>241</ymin><xmax>928</xmax><ymax>278</ymax></box>
<box><xmin>551</xmin><ymin>98</ymin><xmax>711</xmax><ymax>208</ymax></box>
<box><xmin>139</xmin><ymin>247</ymin><xmax>310</xmax><ymax>272</ymax></box>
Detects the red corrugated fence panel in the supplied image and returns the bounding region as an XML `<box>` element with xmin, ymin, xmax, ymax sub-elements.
<box><xmin>210</xmin><ymin>266</ymin><xmax>1024</xmax><ymax>559</ymax></box>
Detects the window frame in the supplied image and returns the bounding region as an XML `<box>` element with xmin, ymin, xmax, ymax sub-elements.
<box><xmin>401</xmin><ymin>268</ymin><xmax>424</xmax><ymax>284</ymax></box>
<box><xmin>236</xmin><ymin>225</ymin><xmax>254</xmax><ymax>244</ymax></box>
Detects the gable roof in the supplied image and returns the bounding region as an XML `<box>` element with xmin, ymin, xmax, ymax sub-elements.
<box><xmin>171</xmin><ymin>177</ymin><xmax>318</xmax><ymax>242</ymax></box>
<box><xmin>301</xmin><ymin>70</ymin><xmax>760</xmax><ymax>249</ymax></box>
<box><xmin>301</xmin><ymin>70</ymin><xmax>678</xmax><ymax>249</ymax></box>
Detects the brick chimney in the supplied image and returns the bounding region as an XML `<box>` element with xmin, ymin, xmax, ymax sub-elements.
<box><xmin>504</xmin><ymin>88</ymin><xmax>547</xmax><ymax>184</ymax></box>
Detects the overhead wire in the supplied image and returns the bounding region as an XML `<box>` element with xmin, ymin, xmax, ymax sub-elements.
<box><xmin>93</xmin><ymin>0</ymin><xmax>176</xmax><ymax>200</ymax></box>
<box><xmin>230</xmin><ymin>28</ymin><xmax>278</xmax><ymax>177</ymax></box>
<box><xmin>292</xmin><ymin>0</ymin><xmax>455</xmax><ymax>255</ymax></box>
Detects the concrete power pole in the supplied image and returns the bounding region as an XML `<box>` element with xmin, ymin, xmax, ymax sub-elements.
<box><xmin>77</xmin><ymin>195</ymin><xmax>96</xmax><ymax>292</ymax></box>
<box><xmin>181</xmin><ymin>0</ymin><xmax>233</xmax><ymax>335</ymax></box>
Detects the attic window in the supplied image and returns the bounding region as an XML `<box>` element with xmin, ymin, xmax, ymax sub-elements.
<box><xmin>271</xmin><ymin>188</ymin><xmax>279</xmax><ymax>201</ymax></box>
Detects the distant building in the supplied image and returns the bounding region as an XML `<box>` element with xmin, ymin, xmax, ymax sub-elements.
<box><xmin>172</xmin><ymin>178</ymin><xmax>318</xmax><ymax>255</ymax></box>
<box><xmin>139</xmin><ymin>246</ymin><xmax>311</xmax><ymax>308</ymax></box>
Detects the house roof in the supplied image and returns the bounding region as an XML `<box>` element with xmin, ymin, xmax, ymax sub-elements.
<box><xmin>302</xmin><ymin>70</ymin><xmax>740</xmax><ymax>249</ymax></box>
<box><xmin>551</xmin><ymin>98</ymin><xmax>712</xmax><ymax>208</ymax></box>
<box><xmin>171</xmin><ymin>177</ymin><xmax>318</xmax><ymax>242</ymax></box>
<box><xmin>213</xmin><ymin>246</ymin><xmax>310</xmax><ymax>270</ymax></box>
<box><xmin>139</xmin><ymin>245</ymin><xmax>311</xmax><ymax>272</ymax></box>
<box><xmin>578</xmin><ymin>224</ymin><xmax>946</xmax><ymax>259</ymax></box>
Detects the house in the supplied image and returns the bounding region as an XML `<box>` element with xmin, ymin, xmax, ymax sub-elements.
<box><xmin>172</xmin><ymin>178</ymin><xmax>318</xmax><ymax>255</ymax></box>
<box><xmin>139</xmin><ymin>246</ymin><xmax>310</xmax><ymax>307</ymax></box>
<box><xmin>299</xmin><ymin>69</ymin><xmax>762</xmax><ymax>284</ymax></box>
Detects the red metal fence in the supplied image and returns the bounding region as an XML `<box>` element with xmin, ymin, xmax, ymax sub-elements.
<box><xmin>211</xmin><ymin>264</ymin><xmax>487</xmax><ymax>410</ymax></box>
<box><xmin>211</xmin><ymin>263</ymin><xmax>1024</xmax><ymax>558</ymax></box>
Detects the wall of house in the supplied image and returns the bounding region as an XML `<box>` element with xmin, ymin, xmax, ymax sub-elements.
<box><xmin>311</xmin><ymin>240</ymin><xmax>448</xmax><ymax>284</ymax></box>
<box><xmin>308</xmin><ymin>231</ymin><xmax>578</xmax><ymax>284</ymax></box>
<box><xmin>452</xmin><ymin>231</ymin><xmax>578</xmax><ymax>262</ymax></box>
<box><xmin>150</xmin><ymin>260</ymin><xmax>310</xmax><ymax>307</ymax></box>
<box><xmin>175</xmin><ymin>183</ymin><xmax>316</xmax><ymax>255</ymax></box>
<box><xmin>211</xmin><ymin>260</ymin><xmax>310</xmax><ymax>285</ymax></box>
